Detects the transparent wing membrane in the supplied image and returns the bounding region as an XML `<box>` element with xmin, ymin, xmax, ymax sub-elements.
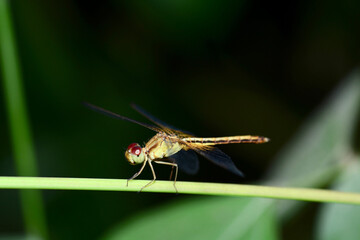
<box><xmin>167</xmin><ymin>150</ymin><xmax>199</xmax><ymax>175</ymax></box>
<box><xmin>195</xmin><ymin>147</ymin><xmax>244</xmax><ymax>177</ymax></box>
<box><xmin>84</xmin><ymin>102</ymin><xmax>161</xmax><ymax>132</ymax></box>
<box><xmin>131</xmin><ymin>103</ymin><xmax>194</xmax><ymax>136</ymax></box>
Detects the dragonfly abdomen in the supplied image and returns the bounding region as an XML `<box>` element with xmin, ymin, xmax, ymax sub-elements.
<box><xmin>183</xmin><ymin>135</ymin><xmax>269</xmax><ymax>145</ymax></box>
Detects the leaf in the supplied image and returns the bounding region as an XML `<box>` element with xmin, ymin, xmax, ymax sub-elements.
<box><xmin>316</xmin><ymin>159</ymin><xmax>360</xmax><ymax>240</ymax></box>
<box><xmin>241</xmin><ymin>203</ymin><xmax>279</xmax><ymax>240</ymax></box>
<box><xmin>101</xmin><ymin>197</ymin><xmax>278</xmax><ymax>240</ymax></box>
<box><xmin>267</xmin><ymin>69</ymin><xmax>360</xmax><ymax>187</ymax></box>
<box><xmin>266</xmin><ymin>69</ymin><xmax>360</xmax><ymax>218</ymax></box>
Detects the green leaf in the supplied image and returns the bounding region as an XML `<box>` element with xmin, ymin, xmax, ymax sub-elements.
<box><xmin>267</xmin><ymin>70</ymin><xmax>360</xmax><ymax>187</ymax></box>
<box><xmin>241</xmin><ymin>203</ymin><xmax>279</xmax><ymax>240</ymax></box>
<box><xmin>102</xmin><ymin>197</ymin><xmax>278</xmax><ymax>240</ymax></box>
<box><xmin>316</xmin><ymin>159</ymin><xmax>360</xmax><ymax>240</ymax></box>
<box><xmin>266</xmin><ymin>70</ymin><xmax>360</xmax><ymax>218</ymax></box>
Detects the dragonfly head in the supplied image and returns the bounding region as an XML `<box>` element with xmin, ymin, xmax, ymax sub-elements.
<box><xmin>125</xmin><ymin>143</ymin><xmax>145</xmax><ymax>165</ymax></box>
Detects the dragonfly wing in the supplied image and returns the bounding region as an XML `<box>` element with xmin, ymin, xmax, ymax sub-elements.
<box><xmin>168</xmin><ymin>150</ymin><xmax>199</xmax><ymax>175</ymax></box>
<box><xmin>195</xmin><ymin>147</ymin><xmax>244</xmax><ymax>177</ymax></box>
<box><xmin>131</xmin><ymin>104</ymin><xmax>194</xmax><ymax>136</ymax></box>
<box><xmin>84</xmin><ymin>102</ymin><xmax>160</xmax><ymax>132</ymax></box>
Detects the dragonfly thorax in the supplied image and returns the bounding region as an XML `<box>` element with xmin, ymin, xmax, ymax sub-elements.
<box><xmin>125</xmin><ymin>143</ymin><xmax>145</xmax><ymax>165</ymax></box>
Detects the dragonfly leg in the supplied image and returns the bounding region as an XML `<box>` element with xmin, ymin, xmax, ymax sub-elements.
<box><xmin>140</xmin><ymin>160</ymin><xmax>156</xmax><ymax>192</ymax></box>
<box><xmin>127</xmin><ymin>159</ymin><xmax>147</xmax><ymax>187</ymax></box>
<box><xmin>155</xmin><ymin>161</ymin><xmax>178</xmax><ymax>193</ymax></box>
<box><xmin>169</xmin><ymin>166</ymin><xmax>174</xmax><ymax>180</ymax></box>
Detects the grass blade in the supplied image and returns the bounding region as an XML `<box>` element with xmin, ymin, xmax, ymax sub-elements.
<box><xmin>0</xmin><ymin>177</ymin><xmax>360</xmax><ymax>205</ymax></box>
<box><xmin>0</xmin><ymin>0</ymin><xmax>48</xmax><ymax>239</ymax></box>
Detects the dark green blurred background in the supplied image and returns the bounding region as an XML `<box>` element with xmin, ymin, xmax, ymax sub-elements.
<box><xmin>1</xmin><ymin>0</ymin><xmax>359</xmax><ymax>239</ymax></box>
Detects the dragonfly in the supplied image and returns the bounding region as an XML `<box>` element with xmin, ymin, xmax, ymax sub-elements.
<box><xmin>84</xmin><ymin>103</ymin><xmax>270</xmax><ymax>191</ymax></box>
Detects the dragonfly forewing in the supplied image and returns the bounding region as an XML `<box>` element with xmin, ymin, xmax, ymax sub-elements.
<box><xmin>84</xmin><ymin>102</ymin><xmax>161</xmax><ymax>132</ymax></box>
<box><xmin>131</xmin><ymin>103</ymin><xmax>194</xmax><ymax>136</ymax></box>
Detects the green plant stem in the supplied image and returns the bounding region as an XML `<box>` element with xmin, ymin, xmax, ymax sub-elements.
<box><xmin>1</xmin><ymin>177</ymin><xmax>360</xmax><ymax>205</ymax></box>
<box><xmin>0</xmin><ymin>0</ymin><xmax>48</xmax><ymax>239</ymax></box>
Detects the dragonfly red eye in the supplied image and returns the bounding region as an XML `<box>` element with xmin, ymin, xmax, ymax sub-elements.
<box><xmin>127</xmin><ymin>143</ymin><xmax>139</xmax><ymax>150</ymax></box>
<box><xmin>131</xmin><ymin>146</ymin><xmax>142</xmax><ymax>156</ymax></box>
<box><xmin>127</xmin><ymin>143</ymin><xmax>142</xmax><ymax>156</ymax></box>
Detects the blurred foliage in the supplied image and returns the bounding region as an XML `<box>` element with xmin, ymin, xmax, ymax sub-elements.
<box><xmin>316</xmin><ymin>160</ymin><xmax>360</xmax><ymax>240</ymax></box>
<box><xmin>1</xmin><ymin>0</ymin><xmax>360</xmax><ymax>239</ymax></box>
<box><xmin>0</xmin><ymin>0</ymin><xmax>48</xmax><ymax>238</ymax></box>
<box><xmin>102</xmin><ymin>198</ymin><xmax>278</xmax><ymax>240</ymax></box>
